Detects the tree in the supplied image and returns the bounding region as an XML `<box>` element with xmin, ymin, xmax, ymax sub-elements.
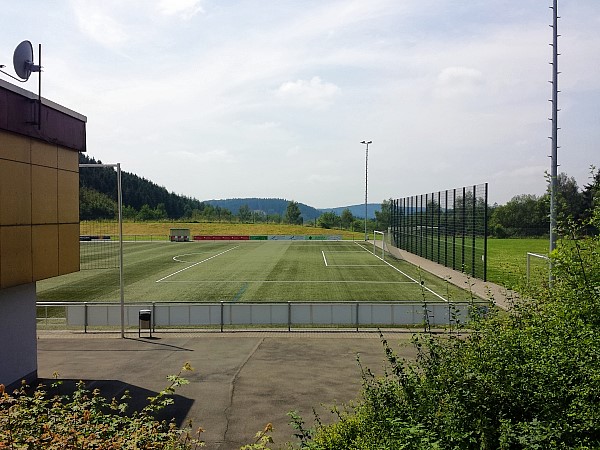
<box><xmin>489</xmin><ymin>194</ymin><xmax>548</xmax><ymax>237</ymax></box>
<box><xmin>374</xmin><ymin>199</ymin><xmax>392</xmax><ymax>231</ymax></box>
<box><xmin>238</xmin><ymin>204</ymin><xmax>252</xmax><ymax>223</ymax></box>
<box><xmin>285</xmin><ymin>200</ymin><xmax>303</xmax><ymax>225</ymax></box>
<box><xmin>341</xmin><ymin>209</ymin><xmax>354</xmax><ymax>230</ymax></box>
<box><xmin>317</xmin><ymin>211</ymin><xmax>339</xmax><ymax>229</ymax></box>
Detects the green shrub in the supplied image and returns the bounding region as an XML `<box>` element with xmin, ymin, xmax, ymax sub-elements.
<box><xmin>0</xmin><ymin>363</ymin><xmax>204</xmax><ymax>449</ymax></box>
<box><xmin>305</xmin><ymin>209</ymin><xmax>600</xmax><ymax>449</ymax></box>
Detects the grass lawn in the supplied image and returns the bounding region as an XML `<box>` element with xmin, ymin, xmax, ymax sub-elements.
<box><xmin>37</xmin><ymin>240</ymin><xmax>476</xmax><ymax>303</ymax></box>
<box><xmin>486</xmin><ymin>238</ymin><xmax>549</xmax><ymax>288</ymax></box>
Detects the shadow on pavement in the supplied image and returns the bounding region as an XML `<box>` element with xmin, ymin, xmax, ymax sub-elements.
<box><xmin>34</xmin><ymin>378</ymin><xmax>195</xmax><ymax>427</ymax></box>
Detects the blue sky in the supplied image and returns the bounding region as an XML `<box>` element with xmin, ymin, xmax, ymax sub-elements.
<box><xmin>2</xmin><ymin>0</ymin><xmax>598</xmax><ymax>208</ymax></box>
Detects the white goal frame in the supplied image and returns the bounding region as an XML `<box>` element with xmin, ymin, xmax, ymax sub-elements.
<box><xmin>526</xmin><ymin>252</ymin><xmax>550</xmax><ymax>283</ymax></box>
<box><xmin>80</xmin><ymin>162</ymin><xmax>125</xmax><ymax>338</ymax></box>
<box><xmin>373</xmin><ymin>230</ymin><xmax>385</xmax><ymax>261</ymax></box>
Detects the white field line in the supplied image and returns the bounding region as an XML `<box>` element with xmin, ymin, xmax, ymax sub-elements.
<box><xmin>157</xmin><ymin>280</ymin><xmax>415</xmax><ymax>284</ymax></box>
<box><xmin>172</xmin><ymin>252</ymin><xmax>214</xmax><ymax>263</ymax></box>
<box><xmin>353</xmin><ymin>241</ymin><xmax>448</xmax><ymax>302</ymax></box>
<box><xmin>326</xmin><ymin>264</ymin><xmax>385</xmax><ymax>267</ymax></box>
<box><xmin>156</xmin><ymin>246</ymin><xmax>239</xmax><ymax>283</ymax></box>
<box><xmin>322</xmin><ymin>248</ymin><xmax>386</xmax><ymax>268</ymax></box>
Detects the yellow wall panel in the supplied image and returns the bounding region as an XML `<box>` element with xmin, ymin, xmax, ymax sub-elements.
<box><xmin>32</xmin><ymin>225</ymin><xmax>59</xmax><ymax>281</ymax></box>
<box><xmin>31</xmin><ymin>166</ymin><xmax>58</xmax><ymax>224</ymax></box>
<box><xmin>0</xmin><ymin>226</ymin><xmax>32</xmax><ymax>289</ymax></box>
<box><xmin>58</xmin><ymin>170</ymin><xmax>79</xmax><ymax>223</ymax></box>
<box><xmin>31</xmin><ymin>140</ymin><xmax>57</xmax><ymax>168</ymax></box>
<box><xmin>0</xmin><ymin>130</ymin><xmax>30</xmax><ymax>163</ymax></box>
<box><xmin>59</xmin><ymin>224</ymin><xmax>80</xmax><ymax>275</ymax></box>
<box><xmin>57</xmin><ymin>147</ymin><xmax>79</xmax><ymax>172</ymax></box>
<box><xmin>0</xmin><ymin>160</ymin><xmax>31</xmax><ymax>226</ymax></box>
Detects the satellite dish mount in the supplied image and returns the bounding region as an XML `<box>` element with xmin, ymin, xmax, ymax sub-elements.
<box><xmin>1</xmin><ymin>40</ymin><xmax>43</xmax><ymax>129</ymax></box>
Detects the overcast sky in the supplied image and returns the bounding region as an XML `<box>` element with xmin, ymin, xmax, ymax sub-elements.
<box><xmin>2</xmin><ymin>1</ymin><xmax>598</xmax><ymax>208</ymax></box>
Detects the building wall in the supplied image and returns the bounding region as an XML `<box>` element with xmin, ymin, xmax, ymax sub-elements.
<box><xmin>0</xmin><ymin>79</ymin><xmax>85</xmax><ymax>387</ymax></box>
<box><xmin>0</xmin><ymin>130</ymin><xmax>79</xmax><ymax>289</ymax></box>
<box><xmin>0</xmin><ymin>283</ymin><xmax>37</xmax><ymax>388</ymax></box>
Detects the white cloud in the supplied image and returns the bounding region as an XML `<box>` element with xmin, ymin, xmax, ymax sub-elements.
<box><xmin>434</xmin><ymin>66</ymin><xmax>484</xmax><ymax>99</ymax></box>
<box><xmin>73</xmin><ymin>3</ymin><xmax>129</xmax><ymax>48</ymax></box>
<box><xmin>156</xmin><ymin>0</ymin><xmax>203</xmax><ymax>20</ymax></box>
<box><xmin>165</xmin><ymin>149</ymin><xmax>237</xmax><ymax>164</ymax></box>
<box><xmin>276</xmin><ymin>77</ymin><xmax>340</xmax><ymax>109</ymax></box>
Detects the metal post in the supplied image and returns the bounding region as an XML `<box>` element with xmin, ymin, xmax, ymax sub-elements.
<box><xmin>117</xmin><ymin>163</ymin><xmax>125</xmax><ymax>338</ymax></box>
<box><xmin>549</xmin><ymin>0</ymin><xmax>559</xmax><ymax>284</ymax></box>
<box><xmin>220</xmin><ymin>301</ymin><xmax>224</xmax><ymax>332</ymax></box>
<box><xmin>355</xmin><ymin>302</ymin><xmax>359</xmax><ymax>332</ymax></box>
<box><xmin>361</xmin><ymin>140</ymin><xmax>372</xmax><ymax>241</ymax></box>
<box><xmin>483</xmin><ymin>183</ymin><xmax>488</xmax><ymax>281</ymax></box>
<box><xmin>288</xmin><ymin>301</ymin><xmax>291</xmax><ymax>332</ymax></box>
<box><xmin>84</xmin><ymin>302</ymin><xmax>88</xmax><ymax>334</ymax></box>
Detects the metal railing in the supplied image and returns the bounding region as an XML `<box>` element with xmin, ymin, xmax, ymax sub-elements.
<box><xmin>36</xmin><ymin>301</ymin><xmax>484</xmax><ymax>333</ymax></box>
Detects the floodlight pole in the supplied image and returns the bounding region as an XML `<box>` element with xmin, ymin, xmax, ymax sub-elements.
<box><xmin>549</xmin><ymin>0</ymin><xmax>559</xmax><ymax>284</ymax></box>
<box><xmin>361</xmin><ymin>140</ymin><xmax>372</xmax><ymax>241</ymax></box>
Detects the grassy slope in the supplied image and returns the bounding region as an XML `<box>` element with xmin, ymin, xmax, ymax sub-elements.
<box><xmin>81</xmin><ymin>221</ymin><xmax>364</xmax><ymax>240</ymax></box>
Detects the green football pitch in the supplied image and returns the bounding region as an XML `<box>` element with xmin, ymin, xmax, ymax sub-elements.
<box><xmin>37</xmin><ymin>240</ymin><xmax>476</xmax><ymax>303</ymax></box>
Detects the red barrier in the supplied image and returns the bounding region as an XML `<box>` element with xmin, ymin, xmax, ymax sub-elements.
<box><xmin>193</xmin><ymin>235</ymin><xmax>250</xmax><ymax>240</ymax></box>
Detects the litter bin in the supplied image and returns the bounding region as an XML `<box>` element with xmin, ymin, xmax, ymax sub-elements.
<box><xmin>139</xmin><ymin>309</ymin><xmax>152</xmax><ymax>337</ymax></box>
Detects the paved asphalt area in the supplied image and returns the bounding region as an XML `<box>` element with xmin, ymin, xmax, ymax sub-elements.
<box><xmin>37</xmin><ymin>330</ymin><xmax>419</xmax><ymax>450</ymax></box>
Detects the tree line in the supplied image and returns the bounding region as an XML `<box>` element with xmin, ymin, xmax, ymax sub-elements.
<box><xmin>489</xmin><ymin>167</ymin><xmax>599</xmax><ymax>237</ymax></box>
<box><xmin>80</xmin><ymin>153</ymin><xmax>599</xmax><ymax>237</ymax></box>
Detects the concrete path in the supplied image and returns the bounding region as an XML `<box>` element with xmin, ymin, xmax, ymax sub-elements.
<box><xmin>377</xmin><ymin>243</ymin><xmax>517</xmax><ymax>310</ymax></box>
<box><xmin>37</xmin><ymin>330</ymin><xmax>418</xmax><ymax>450</ymax></box>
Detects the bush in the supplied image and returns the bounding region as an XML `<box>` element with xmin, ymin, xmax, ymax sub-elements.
<box><xmin>305</xmin><ymin>209</ymin><xmax>600</xmax><ymax>449</ymax></box>
<box><xmin>0</xmin><ymin>363</ymin><xmax>204</xmax><ymax>449</ymax></box>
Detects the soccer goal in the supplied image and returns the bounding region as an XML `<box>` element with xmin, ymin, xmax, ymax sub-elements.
<box><xmin>373</xmin><ymin>230</ymin><xmax>386</xmax><ymax>261</ymax></box>
<box><xmin>526</xmin><ymin>252</ymin><xmax>550</xmax><ymax>284</ymax></box>
<box><xmin>79</xmin><ymin>162</ymin><xmax>125</xmax><ymax>338</ymax></box>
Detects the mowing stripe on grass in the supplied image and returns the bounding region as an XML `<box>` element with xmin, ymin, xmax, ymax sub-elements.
<box><xmin>156</xmin><ymin>246</ymin><xmax>240</xmax><ymax>282</ymax></box>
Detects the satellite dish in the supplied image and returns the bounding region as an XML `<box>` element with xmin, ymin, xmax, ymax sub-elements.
<box><xmin>13</xmin><ymin>40</ymin><xmax>41</xmax><ymax>81</ymax></box>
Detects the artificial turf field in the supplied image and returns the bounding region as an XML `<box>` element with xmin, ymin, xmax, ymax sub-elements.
<box><xmin>37</xmin><ymin>240</ymin><xmax>475</xmax><ymax>303</ymax></box>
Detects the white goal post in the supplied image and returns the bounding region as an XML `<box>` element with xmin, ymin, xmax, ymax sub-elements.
<box><xmin>526</xmin><ymin>252</ymin><xmax>550</xmax><ymax>283</ymax></box>
<box><xmin>374</xmin><ymin>230</ymin><xmax>385</xmax><ymax>261</ymax></box>
<box><xmin>80</xmin><ymin>162</ymin><xmax>125</xmax><ymax>338</ymax></box>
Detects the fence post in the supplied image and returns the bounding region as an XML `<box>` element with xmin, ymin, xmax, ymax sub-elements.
<box><xmin>152</xmin><ymin>302</ymin><xmax>156</xmax><ymax>332</ymax></box>
<box><xmin>356</xmin><ymin>302</ymin><xmax>359</xmax><ymax>332</ymax></box>
<box><xmin>220</xmin><ymin>301</ymin><xmax>224</xmax><ymax>333</ymax></box>
<box><xmin>288</xmin><ymin>301</ymin><xmax>291</xmax><ymax>332</ymax></box>
<box><xmin>84</xmin><ymin>302</ymin><xmax>88</xmax><ymax>333</ymax></box>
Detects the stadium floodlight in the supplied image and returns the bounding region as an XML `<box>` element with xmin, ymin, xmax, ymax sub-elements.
<box><xmin>361</xmin><ymin>140</ymin><xmax>372</xmax><ymax>241</ymax></box>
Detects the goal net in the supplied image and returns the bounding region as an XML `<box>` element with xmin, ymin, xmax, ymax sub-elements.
<box><xmin>526</xmin><ymin>252</ymin><xmax>550</xmax><ymax>285</ymax></box>
<box><xmin>373</xmin><ymin>230</ymin><xmax>386</xmax><ymax>261</ymax></box>
<box><xmin>79</xmin><ymin>163</ymin><xmax>122</xmax><ymax>270</ymax></box>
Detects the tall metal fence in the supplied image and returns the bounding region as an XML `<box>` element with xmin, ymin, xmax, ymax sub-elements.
<box><xmin>391</xmin><ymin>183</ymin><xmax>488</xmax><ymax>280</ymax></box>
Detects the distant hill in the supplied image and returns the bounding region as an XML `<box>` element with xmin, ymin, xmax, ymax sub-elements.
<box><xmin>206</xmin><ymin>198</ymin><xmax>381</xmax><ymax>221</ymax></box>
<box><xmin>205</xmin><ymin>198</ymin><xmax>322</xmax><ymax>221</ymax></box>
<box><xmin>79</xmin><ymin>153</ymin><xmax>382</xmax><ymax>221</ymax></box>
<box><xmin>318</xmin><ymin>203</ymin><xmax>380</xmax><ymax>220</ymax></box>
<box><xmin>79</xmin><ymin>154</ymin><xmax>205</xmax><ymax>220</ymax></box>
